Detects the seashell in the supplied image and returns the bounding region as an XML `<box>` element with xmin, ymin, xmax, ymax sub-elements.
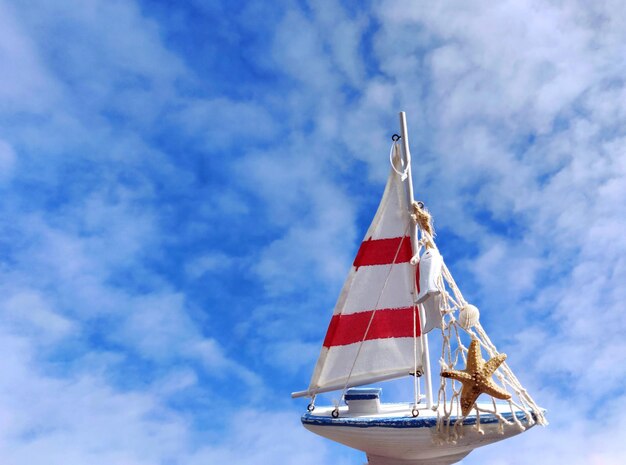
<box><xmin>458</xmin><ymin>304</ymin><xmax>480</xmax><ymax>329</ymax></box>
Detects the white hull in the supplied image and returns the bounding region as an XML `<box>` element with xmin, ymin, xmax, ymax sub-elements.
<box><xmin>303</xmin><ymin>402</ymin><xmax>535</xmax><ymax>465</ymax></box>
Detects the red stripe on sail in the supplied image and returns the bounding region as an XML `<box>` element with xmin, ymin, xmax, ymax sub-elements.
<box><xmin>353</xmin><ymin>236</ymin><xmax>413</xmax><ymax>268</ymax></box>
<box><xmin>322</xmin><ymin>308</ymin><xmax>421</xmax><ymax>348</ymax></box>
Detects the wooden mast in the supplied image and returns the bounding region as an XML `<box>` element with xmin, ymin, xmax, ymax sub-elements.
<box><xmin>399</xmin><ymin>111</ymin><xmax>433</xmax><ymax>409</ymax></box>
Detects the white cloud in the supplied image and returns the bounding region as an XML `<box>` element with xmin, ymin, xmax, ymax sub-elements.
<box><xmin>173</xmin><ymin>97</ymin><xmax>280</xmax><ymax>150</ymax></box>
<box><xmin>185</xmin><ymin>252</ymin><xmax>233</xmax><ymax>279</ymax></box>
<box><xmin>0</xmin><ymin>328</ymin><xmax>338</xmax><ymax>465</ymax></box>
<box><xmin>246</xmin><ymin>0</ymin><xmax>626</xmax><ymax>462</ymax></box>
<box><xmin>238</xmin><ymin>144</ymin><xmax>358</xmax><ymax>296</ymax></box>
<box><xmin>0</xmin><ymin>331</ymin><xmax>184</xmax><ymax>465</ymax></box>
<box><xmin>358</xmin><ymin>2</ymin><xmax>626</xmax><ymax>463</ymax></box>
<box><xmin>1</xmin><ymin>0</ymin><xmax>625</xmax><ymax>463</ymax></box>
<box><xmin>1</xmin><ymin>290</ymin><xmax>75</xmax><ymax>342</ymax></box>
<box><xmin>187</xmin><ymin>409</ymin><xmax>356</xmax><ymax>465</ymax></box>
<box><xmin>0</xmin><ymin>139</ymin><xmax>17</xmax><ymax>181</ymax></box>
<box><xmin>464</xmin><ymin>392</ymin><xmax>626</xmax><ymax>465</ymax></box>
<box><xmin>0</xmin><ymin>2</ymin><xmax>61</xmax><ymax>112</ymax></box>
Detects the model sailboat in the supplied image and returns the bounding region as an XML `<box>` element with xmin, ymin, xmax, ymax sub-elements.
<box><xmin>292</xmin><ymin>112</ymin><xmax>546</xmax><ymax>465</ymax></box>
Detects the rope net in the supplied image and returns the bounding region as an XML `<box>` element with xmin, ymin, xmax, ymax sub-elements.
<box><xmin>412</xmin><ymin>202</ymin><xmax>547</xmax><ymax>442</ymax></box>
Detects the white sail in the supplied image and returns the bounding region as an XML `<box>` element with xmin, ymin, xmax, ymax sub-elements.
<box><xmin>306</xmin><ymin>164</ymin><xmax>423</xmax><ymax>395</ymax></box>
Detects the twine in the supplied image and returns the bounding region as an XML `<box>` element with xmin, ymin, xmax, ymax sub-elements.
<box><xmin>421</xmin><ymin>210</ymin><xmax>548</xmax><ymax>442</ymax></box>
<box><xmin>411</xmin><ymin>201</ymin><xmax>435</xmax><ymax>248</ymax></box>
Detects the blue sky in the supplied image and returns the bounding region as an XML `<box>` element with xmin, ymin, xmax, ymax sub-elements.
<box><xmin>0</xmin><ymin>0</ymin><xmax>625</xmax><ymax>463</ymax></box>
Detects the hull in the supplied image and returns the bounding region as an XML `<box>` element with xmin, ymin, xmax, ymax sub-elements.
<box><xmin>303</xmin><ymin>402</ymin><xmax>535</xmax><ymax>465</ymax></box>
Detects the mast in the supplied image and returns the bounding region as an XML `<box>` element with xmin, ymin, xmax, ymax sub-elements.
<box><xmin>398</xmin><ymin>111</ymin><xmax>434</xmax><ymax>409</ymax></box>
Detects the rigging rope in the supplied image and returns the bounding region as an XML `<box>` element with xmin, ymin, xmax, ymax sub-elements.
<box><xmin>412</xmin><ymin>201</ymin><xmax>435</xmax><ymax>249</ymax></box>
<box><xmin>389</xmin><ymin>141</ymin><xmax>409</xmax><ymax>181</ymax></box>
<box><xmin>410</xmin><ymin>207</ymin><xmax>547</xmax><ymax>441</ymax></box>
<box><xmin>412</xmin><ymin>303</ymin><xmax>420</xmax><ymax>411</ymax></box>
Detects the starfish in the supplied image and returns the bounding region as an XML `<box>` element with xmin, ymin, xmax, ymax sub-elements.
<box><xmin>441</xmin><ymin>339</ymin><xmax>511</xmax><ymax>416</ymax></box>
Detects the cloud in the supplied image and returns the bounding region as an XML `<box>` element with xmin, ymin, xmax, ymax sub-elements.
<box><xmin>362</xmin><ymin>1</ymin><xmax>626</xmax><ymax>463</ymax></box>
<box><xmin>187</xmin><ymin>409</ymin><xmax>356</xmax><ymax>465</ymax></box>
<box><xmin>0</xmin><ymin>330</ymin><xmax>185</xmax><ymax>465</ymax></box>
<box><xmin>172</xmin><ymin>98</ymin><xmax>280</xmax><ymax>151</ymax></box>
<box><xmin>185</xmin><ymin>252</ymin><xmax>233</xmax><ymax>279</ymax></box>
<box><xmin>0</xmin><ymin>2</ymin><xmax>61</xmax><ymax>112</ymax></box>
<box><xmin>466</xmin><ymin>392</ymin><xmax>626</xmax><ymax>465</ymax></box>
<box><xmin>0</xmin><ymin>140</ymin><xmax>17</xmax><ymax>181</ymax></box>
<box><xmin>0</xmin><ymin>327</ymin><xmax>335</xmax><ymax>465</ymax></box>
<box><xmin>1</xmin><ymin>0</ymin><xmax>625</xmax><ymax>464</ymax></box>
<box><xmin>0</xmin><ymin>290</ymin><xmax>75</xmax><ymax>343</ymax></box>
<box><xmin>0</xmin><ymin>1</ymin><xmax>279</xmax><ymax>461</ymax></box>
<box><xmin>246</xmin><ymin>0</ymin><xmax>626</xmax><ymax>462</ymax></box>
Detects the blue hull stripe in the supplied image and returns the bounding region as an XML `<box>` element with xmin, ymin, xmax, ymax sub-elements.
<box><xmin>302</xmin><ymin>410</ymin><xmax>532</xmax><ymax>429</ymax></box>
<box><xmin>345</xmin><ymin>394</ymin><xmax>380</xmax><ymax>400</ymax></box>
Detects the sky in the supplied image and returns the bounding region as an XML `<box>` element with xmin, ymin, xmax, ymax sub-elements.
<box><xmin>0</xmin><ymin>0</ymin><xmax>624</xmax><ymax>464</ymax></box>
